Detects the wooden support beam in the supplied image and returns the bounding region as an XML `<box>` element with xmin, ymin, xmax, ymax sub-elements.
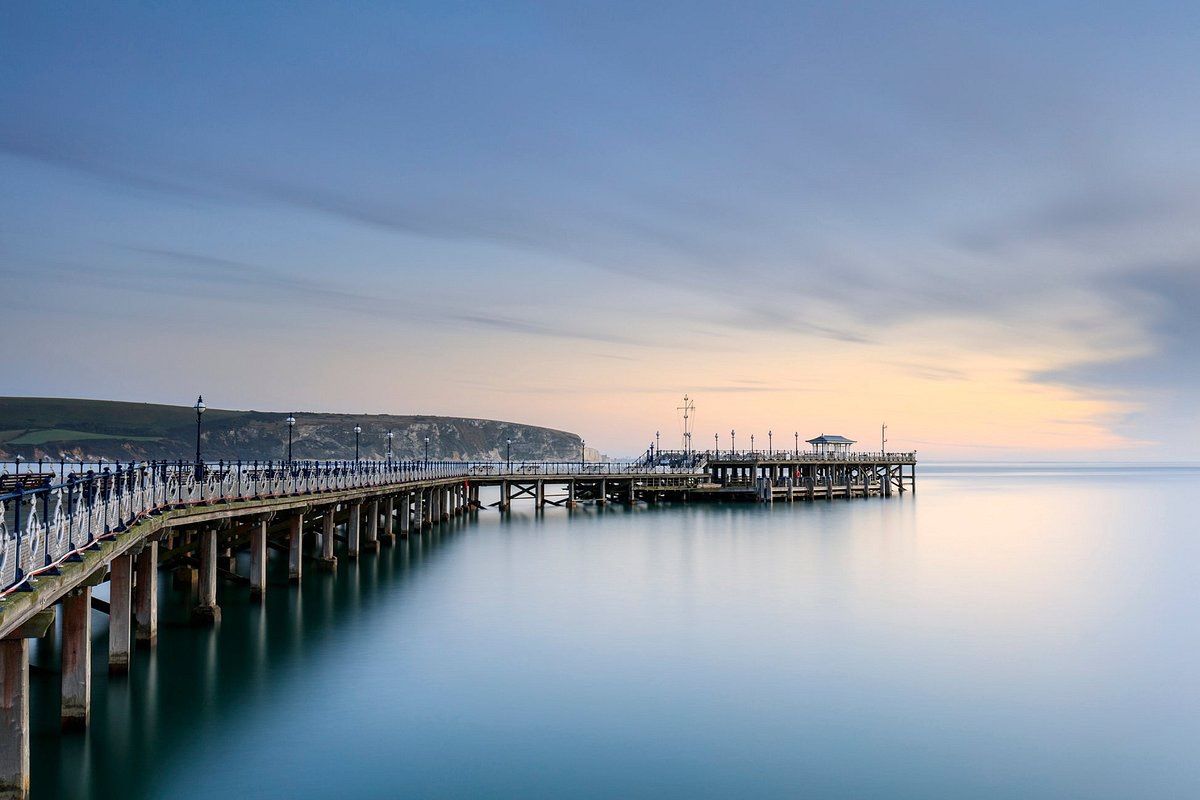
<box><xmin>363</xmin><ymin>501</ymin><xmax>379</xmax><ymax>552</ymax></box>
<box><xmin>0</xmin><ymin>610</ymin><xmax>52</xmax><ymax>799</ymax></box>
<box><xmin>61</xmin><ymin>587</ymin><xmax>91</xmax><ymax>731</ymax></box>
<box><xmin>134</xmin><ymin>541</ymin><xmax>158</xmax><ymax>648</ymax></box>
<box><xmin>250</xmin><ymin>517</ymin><xmax>267</xmax><ymax>600</ymax></box>
<box><xmin>347</xmin><ymin>503</ymin><xmax>361</xmax><ymax>559</ymax></box>
<box><xmin>319</xmin><ymin>509</ymin><xmax>337</xmax><ymax>571</ymax></box>
<box><xmin>217</xmin><ymin>567</ymin><xmax>250</xmax><ymax>586</ymax></box>
<box><xmin>107</xmin><ymin>554</ymin><xmax>132</xmax><ymax>675</ymax></box>
<box><xmin>382</xmin><ymin>496</ymin><xmax>396</xmax><ymax>545</ymax></box>
<box><xmin>0</xmin><ymin>640</ymin><xmax>30</xmax><ymax>800</ymax></box>
<box><xmin>192</xmin><ymin>529</ymin><xmax>220</xmax><ymax>625</ymax></box>
<box><xmin>288</xmin><ymin>512</ymin><xmax>303</xmax><ymax>584</ymax></box>
<box><xmin>399</xmin><ymin>494</ymin><xmax>411</xmax><ymax>538</ymax></box>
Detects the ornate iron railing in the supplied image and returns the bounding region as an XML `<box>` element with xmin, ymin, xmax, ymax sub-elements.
<box><xmin>660</xmin><ymin>449</ymin><xmax>918</xmax><ymax>463</ymax></box>
<box><xmin>0</xmin><ymin>452</ymin><xmax>917</xmax><ymax>595</ymax></box>
<box><xmin>0</xmin><ymin>459</ymin><xmax>468</xmax><ymax>596</ymax></box>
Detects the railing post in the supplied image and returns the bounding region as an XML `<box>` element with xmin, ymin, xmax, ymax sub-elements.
<box><xmin>40</xmin><ymin>487</ymin><xmax>51</xmax><ymax>568</ymax></box>
<box><xmin>12</xmin><ymin>487</ymin><xmax>24</xmax><ymax>586</ymax></box>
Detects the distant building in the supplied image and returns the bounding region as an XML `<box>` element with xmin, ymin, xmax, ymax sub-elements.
<box><xmin>806</xmin><ymin>434</ymin><xmax>855</xmax><ymax>456</ymax></box>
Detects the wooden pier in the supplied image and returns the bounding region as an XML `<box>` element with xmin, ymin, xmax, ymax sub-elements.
<box><xmin>0</xmin><ymin>449</ymin><xmax>915</xmax><ymax>798</ymax></box>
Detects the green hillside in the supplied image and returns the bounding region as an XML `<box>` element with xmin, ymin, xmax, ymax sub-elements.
<box><xmin>0</xmin><ymin>397</ymin><xmax>581</xmax><ymax>463</ymax></box>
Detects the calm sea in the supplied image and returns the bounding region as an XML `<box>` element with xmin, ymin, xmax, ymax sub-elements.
<box><xmin>29</xmin><ymin>464</ymin><xmax>1200</xmax><ymax>799</ymax></box>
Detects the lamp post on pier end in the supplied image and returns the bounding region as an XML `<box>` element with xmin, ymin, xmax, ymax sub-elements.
<box><xmin>285</xmin><ymin>413</ymin><xmax>296</xmax><ymax>464</ymax></box>
<box><xmin>193</xmin><ymin>395</ymin><xmax>206</xmax><ymax>479</ymax></box>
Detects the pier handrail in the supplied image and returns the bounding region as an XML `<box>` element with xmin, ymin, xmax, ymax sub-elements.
<box><xmin>0</xmin><ymin>458</ymin><xmax>471</xmax><ymax>596</ymax></box>
<box><xmin>0</xmin><ymin>452</ymin><xmax>917</xmax><ymax>595</ymax></box>
<box><xmin>656</xmin><ymin>449</ymin><xmax>918</xmax><ymax>463</ymax></box>
<box><xmin>0</xmin><ymin>457</ymin><xmax>703</xmax><ymax>595</ymax></box>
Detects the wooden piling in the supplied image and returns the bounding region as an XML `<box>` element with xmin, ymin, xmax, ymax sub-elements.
<box><xmin>134</xmin><ymin>540</ymin><xmax>158</xmax><ymax>647</ymax></box>
<box><xmin>399</xmin><ymin>494</ymin><xmax>411</xmax><ymax>538</ymax></box>
<box><xmin>0</xmin><ymin>639</ymin><xmax>29</xmax><ymax>800</ymax></box>
<box><xmin>364</xmin><ymin>501</ymin><xmax>379</xmax><ymax>552</ymax></box>
<box><xmin>348</xmin><ymin>503</ymin><xmax>362</xmax><ymax>558</ymax></box>
<box><xmin>288</xmin><ymin>512</ymin><xmax>304</xmax><ymax>583</ymax></box>
<box><xmin>319</xmin><ymin>509</ymin><xmax>337</xmax><ymax>571</ymax></box>
<box><xmin>61</xmin><ymin>587</ymin><xmax>92</xmax><ymax>730</ymax></box>
<box><xmin>107</xmin><ymin>554</ymin><xmax>132</xmax><ymax>675</ymax></box>
<box><xmin>250</xmin><ymin>517</ymin><xmax>268</xmax><ymax>599</ymax></box>
<box><xmin>0</xmin><ymin>611</ymin><xmax>53</xmax><ymax>800</ymax></box>
<box><xmin>192</xmin><ymin>529</ymin><xmax>221</xmax><ymax>625</ymax></box>
<box><xmin>382</xmin><ymin>497</ymin><xmax>396</xmax><ymax>545</ymax></box>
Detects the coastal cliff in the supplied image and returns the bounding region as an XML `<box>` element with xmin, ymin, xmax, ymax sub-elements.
<box><xmin>0</xmin><ymin>397</ymin><xmax>582</xmax><ymax>463</ymax></box>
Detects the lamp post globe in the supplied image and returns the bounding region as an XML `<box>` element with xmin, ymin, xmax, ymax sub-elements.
<box><xmin>353</xmin><ymin>425</ymin><xmax>362</xmax><ymax>463</ymax></box>
<box><xmin>285</xmin><ymin>413</ymin><xmax>296</xmax><ymax>463</ymax></box>
<box><xmin>193</xmin><ymin>395</ymin><xmax>206</xmax><ymax>478</ymax></box>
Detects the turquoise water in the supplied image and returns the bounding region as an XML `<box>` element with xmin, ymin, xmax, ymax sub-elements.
<box><xmin>29</xmin><ymin>466</ymin><xmax>1200</xmax><ymax>798</ymax></box>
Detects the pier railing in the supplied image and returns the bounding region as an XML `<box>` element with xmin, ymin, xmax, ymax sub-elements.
<box><xmin>463</xmin><ymin>461</ymin><xmax>678</xmax><ymax>476</ymax></box>
<box><xmin>0</xmin><ymin>458</ymin><xmax>704</xmax><ymax>595</ymax></box>
<box><xmin>0</xmin><ymin>452</ymin><xmax>917</xmax><ymax>595</ymax></box>
<box><xmin>656</xmin><ymin>449</ymin><xmax>917</xmax><ymax>463</ymax></box>
<box><xmin>0</xmin><ymin>459</ymin><xmax>468</xmax><ymax>596</ymax></box>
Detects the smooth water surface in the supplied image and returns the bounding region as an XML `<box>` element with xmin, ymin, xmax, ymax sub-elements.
<box><xmin>30</xmin><ymin>466</ymin><xmax>1200</xmax><ymax>798</ymax></box>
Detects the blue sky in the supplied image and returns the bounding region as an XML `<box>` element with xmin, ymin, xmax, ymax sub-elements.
<box><xmin>2</xmin><ymin>2</ymin><xmax>1198</xmax><ymax>458</ymax></box>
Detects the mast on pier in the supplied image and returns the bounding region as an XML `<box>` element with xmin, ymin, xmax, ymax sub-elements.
<box><xmin>677</xmin><ymin>395</ymin><xmax>695</xmax><ymax>458</ymax></box>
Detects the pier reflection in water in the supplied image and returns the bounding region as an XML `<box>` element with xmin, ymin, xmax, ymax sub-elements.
<box><xmin>24</xmin><ymin>470</ymin><xmax>1200</xmax><ymax>799</ymax></box>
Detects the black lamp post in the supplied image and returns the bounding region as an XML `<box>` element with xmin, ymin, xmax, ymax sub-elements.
<box><xmin>581</xmin><ymin>439</ymin><xmax>586</xmax><ymax>466</ymax></box>
<box><xmin>386</xmin><ymin>429</ymin><xmax>394</xmax><ymax>465</ymax></box>
<box><xmin>794</xmin><ymin>431</ymin><xmax>799</xmax><ymax>457</ymax></box>
<box><xmin>714</xmin><ymin>432</ymin><xmax>718</xmax><ymax>455</ymax></box>
<box><xmin>286</xmin><ymin>413</ymin><xmax>296</xmax><ymax>463</ymax></box>
<box><xmin>768</xmin><ymin>430</ymin><xmax>773</xmax><ymax>457</ymax></box>
<box><xmin>424</xmin><ymin>436</ymin><xmax>430</xmax><ymax>466</ymax></box>
<box><xmin>353</xmin><ymin>424</ymin><xmax>362</xmax><ymax>463</ymax></box>
<box><xmin>731</xmin><ymin>429</ymin><xmax>736</xmax><ymax>455</ymax></box>
<box><xmin>506</xmin><ymin>438</ymin><xmax>512</xmax><ymax>470</ymax></box>
<box><xmin>751</xmin><ymin>433</ymin><xmax>756</xmax><ymax>454</ymax></box>
<box><xmin>655</xmin><ymin>430</ymin><xmax>660</xmax><ymax>455</ymax></box>
<box><xmin>193</xmin><ymin>395</ymin><xmax>206</xmax><ymax>478</ymax></box>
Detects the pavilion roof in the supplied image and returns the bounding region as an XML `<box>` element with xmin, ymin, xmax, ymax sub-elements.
<box><xmin>806</xmin><ymin>434</ymin><xmax>856</xmax><ymax>444</ymax></box>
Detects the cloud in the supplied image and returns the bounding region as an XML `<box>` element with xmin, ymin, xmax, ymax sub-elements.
<box><xmin>449</xmin><ymin>312</ymin><xmax>642</xmax><ymax>346</ymax></box>
<box><xmin>0</xmin><ymin>129</ymin><xmax>231</xmax><ymax>204</ymax></box>
<box><xmin>1036</xmin><ymin>261</ymin><xmax>1200</xmax><ymax>391</ymax></box>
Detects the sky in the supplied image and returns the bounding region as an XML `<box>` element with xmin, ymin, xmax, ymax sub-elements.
<box><xmin>2</xmin><ymin>2</ymin><xmax>1198</xmax><ymax>460</ymax></box>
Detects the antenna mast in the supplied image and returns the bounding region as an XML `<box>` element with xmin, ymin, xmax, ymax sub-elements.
<box><xmin>677</xmin><ymin>394</ymin><xmax>695</xmax><ymax>457</ymax></box>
